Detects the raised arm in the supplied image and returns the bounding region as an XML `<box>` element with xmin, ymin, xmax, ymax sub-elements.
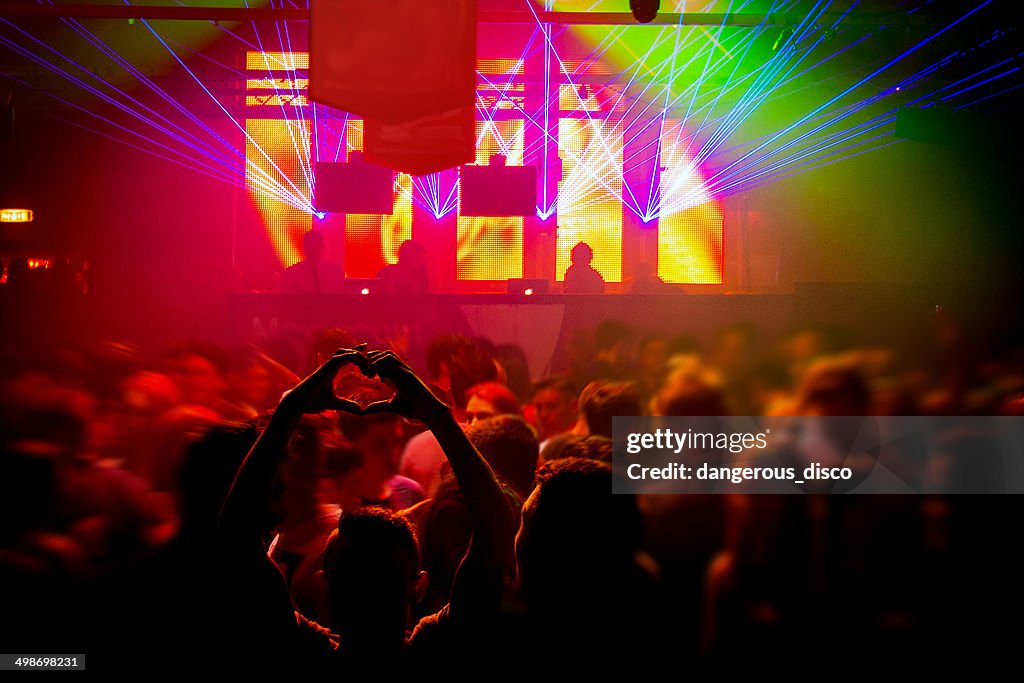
<box><xmin>364</xmin><ymin>351</ymin><xmax>516</xmax><ymax>620</ymax></box>
<box><xmin>220</xmin><ymin>348</ymin><xmax>367</xmax><ymax>541</ymax></box>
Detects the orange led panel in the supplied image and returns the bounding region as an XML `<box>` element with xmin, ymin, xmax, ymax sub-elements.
<box><xmin>657</xmin><ymin>121</ymin><xmax>724</xmax><ymax>284</ymax></box>
<box><xmin>245</xmin><ymin>118</ymin><xmax>312</xmax><ymax>267</ymax></box>
<box><xmin>456</xmin><ymin>120</ymin><xmax>525</xmax><ymax>280</ymax></box>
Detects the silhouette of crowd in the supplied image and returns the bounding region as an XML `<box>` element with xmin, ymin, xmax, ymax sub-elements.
<box><xmin>2</xmin><ymin>311</ymin><xmax>1022</xmax><ymax>671</ymax></box>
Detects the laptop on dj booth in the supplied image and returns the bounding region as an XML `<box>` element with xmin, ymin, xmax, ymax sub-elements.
<box><xmin>507</xmin><ymin>279</ymin><xmax>549</xmax><ymax>296</ymax></box>
<box><xmin>343</xmin><ymin>278</ymin><xmax>385</xmax><ymax>295</ymax></box>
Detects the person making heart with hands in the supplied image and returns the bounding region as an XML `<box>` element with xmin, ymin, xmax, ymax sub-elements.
<box><xmin>218</xmin><ymin>346</ymin><xmax>516</xmax><ymax>665</ymax></box>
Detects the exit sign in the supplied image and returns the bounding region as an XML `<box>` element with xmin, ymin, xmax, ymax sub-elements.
<box><xmin>0</xmin><ymin>209</ymin><xmax>33</xmax><ymax>223</ymax></box>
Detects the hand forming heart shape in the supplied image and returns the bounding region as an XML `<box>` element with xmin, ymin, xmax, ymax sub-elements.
<box><xmin>283</xmin><ymin>345</ymin><xmax>448</xmax><ymax>424</ymax></box>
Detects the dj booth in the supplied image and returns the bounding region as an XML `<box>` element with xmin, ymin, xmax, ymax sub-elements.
<box><xmin>226</xmin><ymin>292</ymin><xmax>796</xmax><ymax>377</ymax></box>
<box><xmin>225</xmin><ymin>282</ymin><xmax>943</xmax><ymax>378</ymax></box>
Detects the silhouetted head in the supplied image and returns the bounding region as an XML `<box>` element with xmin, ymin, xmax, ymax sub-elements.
<box><xmin>558</xmin><ymin>435</ymin><xmax>614</xmax><ymax>463</ymax></box>
<box><xmin>323</xmin><ymin>507</ymin><xmax>423</xmax><ymax>653</ymax></box>
<box><xmin>630</xmin><ymin>0</ymin><xmax>660</xmax><ymax>24</ymax></box>
<box><xmin>302</xmin><ymin>230</ymin><xmax>326</xmax><ymax>264</ymax></box>
<box><xmin>466</xmin><ymin>415</ymin><xmax>539</xmax><ymax>498</ymax></box>
<box><xmin>397</xmin><ymin>239</ymin><xmax>426</xmax><ymax>265</ymax></box>
<box><xmin>570</xmin><ymin>241</ymin><xmax>593</xmax><ymax>266</ymax></box>
<box><xmin>579</xmin><ymin>380</ymin><xmax>641</xmax><ymax>438</ymax></box>
<box><xmin>516</xmin><ymin>458</ymin><xmax>642</xmax><ymax>612</ymax></box>
<box><xmin>179</xmin><ymin>422</ymin><xmax>258</xmax><ymax>533</ymax></box>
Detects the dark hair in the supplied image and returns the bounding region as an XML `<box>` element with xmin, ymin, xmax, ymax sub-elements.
<box><xmin>558</xmin><ymin>435</ymin><xmax>614</xmax><ymax>463</ymax></box>
<box><xmin>323</xmin><ymin>507</ymin><xmax>420</xmax><ymax>635</ymax></box>
<box><xmin>579</xmin><ymin>380</ymin><xmax>641</xmax><ymax>438</ymax></box>
<box><xmin>179</xmin><ymin>422</ymin><xmax>258</xmax><ymax>531</ymax></box>
<box><xmin>397</xmin><ymin>239</ymin><xmax>425</xmax><ymax>262</ymax></box>
<box><xmin>570</xmin><ymin>241</ymin><xmax>593</xmax><ymax>264</ymax></box>
<box><xmin>517</xmin><ymin>458</ymin><xmax>642</xmax><ymax>609</ymax></box>
<box><xmin>326</xmin><ymin>507</ymin><xmax>419</xmax><ymax>574</ymax></box>
<box><xmin>466</xmin><ymin>415</ymin><xmax>538</xmax><ymax>498</ymax></box>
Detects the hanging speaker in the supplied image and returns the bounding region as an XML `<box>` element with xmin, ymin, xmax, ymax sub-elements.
<box><xmin>314</xmin><ymin>156</ymin><xmax>394</xmax><ymax>214</ymax></box>
<box><xmin>459</xmin><ymin>164</ymin><xmax>537</xmax><ymax>217</ymax></box>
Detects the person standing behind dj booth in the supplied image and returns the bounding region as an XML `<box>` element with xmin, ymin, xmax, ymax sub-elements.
<box><xmin>281</xmin><ymin>229</ymin><xmax>345</xmax><ymax>294</ymax></box>
<box><xmin>377</xmin><ymin>239</ymin><xmax>430</xmax><ymax>295</ymax></box>
<box><xmin>563</xmin><ymin>241</ymin><xmax>605</xmax><ymax>294</ymax></box>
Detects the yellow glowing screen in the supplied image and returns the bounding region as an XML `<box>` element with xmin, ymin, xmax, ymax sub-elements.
<box><xmin>245</xmin><ymin>94</ymin><xmax>309</xmax><ymax>107</ymax></box>
<box><xmin>246</xmin><ymin>51</ymin><xmax>308</xmax><ymax>70</ymax></box>
<box><xmin>245</xmin><ymin>52</ymin><xmax>312</xmax><ymax>267</ymax></box>
<box><xmin>245</xmin><ymin>118</ymin><xmax>312</xmax><ymax>267</ymax></box>
<box><xmin>246</xmin><ymin>51</ymin><xmax>411</xmax><ymax>274</ymax></box>
<box><xmin>657</xmin><ymin>122</ymin><xmax>724</xmax><ymax>284</ymax></box>
<box><xmin>244</xmin><ymin>51</ymin><xmax>723</xmax><ymax>285</ymax></box>
<box><xmin>456</xmin><ymin>120</ymin><xmax>525</xmax><ymax>281</ymax></box>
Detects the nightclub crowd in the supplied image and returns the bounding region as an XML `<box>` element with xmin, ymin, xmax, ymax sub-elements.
<box><xmin>2</xmin><ymin>311</ymin><xmax>1022</xmax><ymax>671</ymax></box>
